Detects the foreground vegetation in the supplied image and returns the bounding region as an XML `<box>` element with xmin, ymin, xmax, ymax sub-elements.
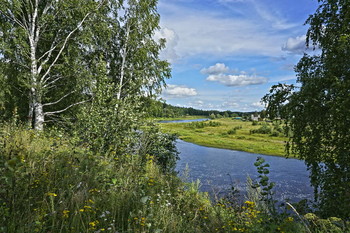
<box><xmin>1</xmin><ymin>123</ymin><xmax>348</xmax><ymax>233</ymax></box>
<box><xmin>159</xmin><ymin>118</ymin><xmax>288</xmax><ymax>157</ymax></box>
<box><xmin>1</xmin><ymin>0</ymin><xmax>349</xmax><ymax>230</ymax></box>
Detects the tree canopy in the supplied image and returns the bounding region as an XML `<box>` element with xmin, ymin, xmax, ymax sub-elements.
<box><xmin>263</xmin><ymin>0</ymin><xmax>350</xmax><ymax>219</ymax></box>
<box><xmin>0</xmin><ymin>0</ymin><xmax>170</xmax><ymax>132</ymax></box>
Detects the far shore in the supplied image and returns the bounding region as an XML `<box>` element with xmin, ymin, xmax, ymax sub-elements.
<box><xmin>158</xmin><ymin>117</ymin><xmax>294</xmax><ymax>158</ymax></box>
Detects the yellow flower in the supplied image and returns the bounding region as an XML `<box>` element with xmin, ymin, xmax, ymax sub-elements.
<box><xmin>89</xmin><ymin>220</ymin><xmax>99</xmax><ymax>227</ymax></box>
<box><xmin>286</xmin><ymin>217</ymin><xmax>294</xmax><ymax>222</ymax></box>
<box><xmin>87</xmin><ymin>199</ymin><xmax>95</xmax><ymax>204</ymax></box>
<box><xmin>244</xmin><ymin>201</ymin><xmax>255</xmax><ymax>207</ymax></box>
<box><xmin>47</xmin><ymin>192</ymin><xmax>57</xmax><ymax>197</ymax></box>
<box><xmin>63</xmin><ymin>210</ymin><xmax>70</xmax><ymax>218</ymax></box>
<box><xmin>89</xmin><ymin>188</ymin><xmax>100</xmax><ymax>193</ymax></box>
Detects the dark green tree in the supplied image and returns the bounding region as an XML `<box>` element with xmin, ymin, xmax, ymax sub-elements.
<box><xmin>263</xmin><ymin>0</ymin><xmax>350</xmax><ymax>219</ymax></box>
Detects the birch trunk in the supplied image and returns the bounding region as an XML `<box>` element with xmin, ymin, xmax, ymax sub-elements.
<box><xmin>34</xmin><ymin>100</ymin><xmax>44</xmax><ymax>131</ymax></box>
<box><xmin>117</xmin><ymin>24</ymin><xmax>130</xmax><ymax>101</ymax></box>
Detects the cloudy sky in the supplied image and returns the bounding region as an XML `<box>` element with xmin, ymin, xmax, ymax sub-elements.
<box><xmin>157</xmin><ymin>0</ymin><xmax>319</xmax><ymax>112</ymax></box>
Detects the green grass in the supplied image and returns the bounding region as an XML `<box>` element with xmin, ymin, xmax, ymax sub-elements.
<box><xmin>0</xmin><ymin>123</ymin><xmax>347</xmax><ymax>232</ymax></box>
<box><xmin>159</xmin><ymin>118</ymin><xmax>289</xmax><ymax>157</ymax></box>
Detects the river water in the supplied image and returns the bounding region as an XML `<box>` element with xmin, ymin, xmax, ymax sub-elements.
<box><xmin>165</xmin><ymin>119</ymin><xmax>314</xmax><ymax>203</ymax></box>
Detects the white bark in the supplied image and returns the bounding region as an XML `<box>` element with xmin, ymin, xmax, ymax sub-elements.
<box><xmin>34</xmin><ymin>101</ymin><xmax>44</xmax><ymax>131</ymax></box>
<box><xmin>1</xmin><ymin>0</ymin><xmax>104</xmax><ymax>130</ymax></box>
<box><xmin>117</xmin><ymin>24</ymin><xmax>130</xmax><ymax>101</ymax></box>
<box><xmin>14</xmin><ymin>1</ymin><xmax>101</xmax><ymax>130</ymax></box>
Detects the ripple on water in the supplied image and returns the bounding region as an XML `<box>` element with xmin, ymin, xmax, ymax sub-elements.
<box><xmin>175</xmin><ymin>139</ymin><xmax>314</xmax><ymax>203</ymax></box>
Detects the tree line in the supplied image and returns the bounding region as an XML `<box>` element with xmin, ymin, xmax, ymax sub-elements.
<box><xmin>146</xmin><ymin>99</ymin><xmax>254</xmax><ymax>119</ymax></box>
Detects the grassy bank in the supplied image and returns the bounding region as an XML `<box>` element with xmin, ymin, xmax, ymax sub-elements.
<box><xmin>1</xmin><ymin>124</ymin><xmax>348</xmax><ymax>232</ymax></box>
<box><xmin>159</xmin><ymin>118</ymin><xmax>289</xmax><ymax>157</ymax></box>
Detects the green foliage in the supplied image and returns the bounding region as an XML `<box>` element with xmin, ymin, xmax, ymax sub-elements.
<box><xmin>1</xmin><ymin>124</ymin><xmax>349</xmax><ymax>232</ymax></box>
<box><xmin>136</xmin><ymin>124</ymin><xmax>179</xmax><ymax>173</ymax></box>
<box><xmin>250</xmin><ymin>124</ymin><xmax>272</xmax><ymax>135</ymax></box>
<box><xmin>227</xmin><ymin>128</ymin><xmax>237</xmax><ymax>135</ymax></box>
<box><xmin>161</xmin><ymin>118</ymin><xmax>288</xmax><ymax>156</ymax></box>
<box><xmin>262</xmin><ymin>0</ymin><xmax>350</xmax><ymax>219</ymax></box>
<box><xmin>252</xmin><ymin>157</ymin><xmax>276</xmax><ymax>215</ymax></box>
<box><xmin>185</xmin><ymin>120</ymin><xmax>222</xmax><ymax>129</ymax></box>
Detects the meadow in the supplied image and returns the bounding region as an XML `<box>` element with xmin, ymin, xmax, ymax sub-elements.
<box><xmin>159</xmin><ymin>118</ymin><xmax>289</xmax><ymax>157</ymax></box>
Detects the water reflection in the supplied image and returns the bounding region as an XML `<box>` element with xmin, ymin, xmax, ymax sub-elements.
<box><xmin>159</xmin><ymin>118</ymin><xmax>209</xmax><ymax>123</ymax></box>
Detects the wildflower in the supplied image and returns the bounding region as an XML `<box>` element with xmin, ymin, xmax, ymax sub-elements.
<box><xmin>89</xmin><ymin>188</ymin><xmax>100</xmax><ymax>193</ymax></box>
<box><xmin>244</xmin><ymin>201</ymin><xmax>255</xmax><ymax>207</ymax></box>
<box><xmin>63</xmin><ymin>210</ymin><xmax>70</xmax><ymax>218</ymax></box>
<box><xmin>89</xmin><ymin>220</ymin><xmax>99</xmax><ymax>227</ymax></box>
<box><xmin>89</xmin><ymin>220</ymin><xmax>99</xmax><ymax>230</ymax></box>
<box><xmin>87</xmin><ymin>199</ymin><xmax>95</xmax><ymax>204</ymax></box>
<box><xmin>47</xmin><ymin>192</ymin><xmax>57</xmax><ymax>197</ymax></box>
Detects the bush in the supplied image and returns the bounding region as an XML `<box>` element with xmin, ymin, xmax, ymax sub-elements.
<box><xmin>227</xmin><ymin>128</ymin><xmax>236</xmax><ymax>135</ymax></box>
<box><xmin>250</xmin><ymin>124</ymin><xmax>272</xmax><ymax>134</ymax></box>
<box><xmin>185</xmin><ymin>121</ymin><xmax>221</xmax><ymax>129</ymax></box>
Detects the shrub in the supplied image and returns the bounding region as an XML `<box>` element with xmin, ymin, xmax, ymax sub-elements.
<box><xmin>227</xmin><ymin>128</ymin><xmax>236</xmax><ymax>135</ymax></box>
<box><xmin>250</xmin><ymin>124</ymin><xmax>272</xmax><ymax>134</ymax></box>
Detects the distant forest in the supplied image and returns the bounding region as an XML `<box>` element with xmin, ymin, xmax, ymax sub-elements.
<box><xmin>147</xmin><ymin>99</ymin><xmax>257</xmax><ymax>118</ymax></box>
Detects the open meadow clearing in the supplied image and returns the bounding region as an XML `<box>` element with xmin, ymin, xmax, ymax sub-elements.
<box><xmin>159</xmin><ymin>118</ymin><xmax>289</xmax><ymax>157</ymax></box>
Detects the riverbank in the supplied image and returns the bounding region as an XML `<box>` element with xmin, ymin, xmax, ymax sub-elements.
<box><xmin>159</xmin><ymin>118</ymin><xmax>290</xmax><ymax>157</ymax></box>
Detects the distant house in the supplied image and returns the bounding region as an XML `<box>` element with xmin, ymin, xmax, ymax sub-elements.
<box><xmin>251</xmin><ymin>114</ymin><xmax>260</xmax><ymax>121</ymax></box>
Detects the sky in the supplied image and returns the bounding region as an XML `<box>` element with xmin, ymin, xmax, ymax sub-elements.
<box><xmin>156</xmin><ymin>0</ymin><xmax>320</xmax><ymax>112</ymax></box>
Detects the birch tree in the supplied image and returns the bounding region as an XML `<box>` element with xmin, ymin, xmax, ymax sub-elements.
<box><xmin>0</xmin><ymin>0</ymin><xmax>106</xmax><ymax>130</ymax></box>
<box><xmin>76</xmin><ymin>0</ymin><xmax>171</xmax><ymax>154</ymax></box>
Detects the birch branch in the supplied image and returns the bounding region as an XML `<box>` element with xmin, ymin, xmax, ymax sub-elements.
<box><xmin>41</xmin><ymin>1</ymin><xmax>104</xmax><ymax>83</ymax></box>
<box><xmin>0</xmin><ymin>9</ymin><xmax>27</xmax><ymax>30</ymax></box>
<box><xmin>43</xmin><ymin>91</ymin><xmax>75</xmax><ymax>107</ymax></box>
<box><xmin>43</xmin><ymin>75</ymin><xmax>63</xmax><ymax>88</ymax></box>
<box><xmin>44</xmin><ymin>99</ymin><xmax>91</xmax><ymax>116</ymax></box>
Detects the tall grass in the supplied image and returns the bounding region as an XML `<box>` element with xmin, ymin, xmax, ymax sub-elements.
<box><xmin>0</xmin><ymin>124</ymin><xmax>347</xmax><ymax>232</ymax></box>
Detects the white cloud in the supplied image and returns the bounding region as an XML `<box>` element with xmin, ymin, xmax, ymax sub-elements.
<box><xmin>221</xmin><ymin>101</ymin><xmax>239</xmax><ymax>108</ymax></box>
<box><xmin>163</xmin><ymin>84</ymin><xmax>197</xmax><ymax>98</ymax></box>
<box><xmin>282</xmin><ymin>35</ymin><xmax>307</xmax><ymax>54</ymax></box>
<box><xmin>252</xmin><ymin>1</ymin><xmax>297</xmax><ymax>30</ymax></box>
<box><xmin>251</xmin><ymin>101</ymin><xmax>264</xmax><ymax>108</ymax></box>
<box><xmin>207</xmin><ymin>74</ymin><xmax>267</xmax><ymax>86</ymax></box>
<box><xmin>201</xmin><ymin>63</ymin><xmax>268</xmax><ymax>86</ymax></box>
<box><xmin>200</xmin><ymin>63</ymin><xmax>229</xmax><ymax>75</ymax></box>
<box><xmin>158</xmin><ymin>1</ymin><xmax>297</xmax><ymax>58</ymax></box>
<box><xmin>154</xmin><ymin>27</ymin><xmax>179</xmax><ymax>63</ymax></box>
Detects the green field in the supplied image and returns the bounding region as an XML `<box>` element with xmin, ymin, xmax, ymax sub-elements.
<box><xmin>159</xmin><ymin>118</ymin><xmax>290</xmax><ymax>157</ymax></box>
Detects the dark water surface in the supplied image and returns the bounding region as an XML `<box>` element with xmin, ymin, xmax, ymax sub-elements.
<box><xmin>159</xmin><ymin>118</ymin><xmax>209</xmax><ymax>123</ymax></box>
<box><xmin>175</xmin><ymin>139</ymin><xmax>314</xmax><ymax>202</ymax></box>
<box><xmin>160</xmin><ymin>119</ymin><xmax>314</xmax><ymax>202</ymax></box>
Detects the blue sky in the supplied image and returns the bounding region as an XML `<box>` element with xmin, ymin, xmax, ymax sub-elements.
<box><xmin>156</xmin><ymin>0</ymin><xmax>319</xmax><ymax>112</ymax></box>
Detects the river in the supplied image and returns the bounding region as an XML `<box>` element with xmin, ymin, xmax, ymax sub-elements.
<box><xmin>164</xmin><ymin>119</ymin><xmax>314</xmax><ymax>203</ymax></box>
